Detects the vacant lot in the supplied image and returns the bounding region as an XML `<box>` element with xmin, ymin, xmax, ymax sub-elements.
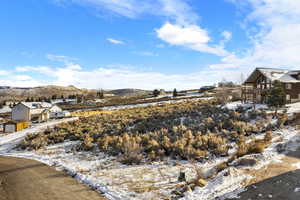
<box><xmin>2</xmin><ymin>100</ymin><xmax>298</xmax><ymax>199</ymax></box>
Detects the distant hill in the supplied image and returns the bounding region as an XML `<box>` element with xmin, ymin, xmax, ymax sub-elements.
<box><xmin>0</xmin><ymin>86</ymin><xmax>151</xmax><ymax>102</ymax></box>
<box><xmin>0</xmin><ymin>85</ymin><xmax>94</xmax><ymax>101</ymax></box>
<box><xmin>108</xmin><ymin>88</ymin><xmax>151</xmax><ymax>97</ymax></box>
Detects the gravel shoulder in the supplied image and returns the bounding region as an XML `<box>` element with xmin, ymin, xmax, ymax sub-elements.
<box><xmin>0</xmin><ymin>156</ymin><xmax>106</xmax><ymax>200</ymax></box>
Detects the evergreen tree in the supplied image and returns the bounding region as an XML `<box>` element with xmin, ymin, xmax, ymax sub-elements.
<box><xmin>68</xmin><ymin>94</ymin><xmax>76</xmax><ymax>99</ymax></box>
<box><xmin>173</xmin><ymin>88</ymin><xmax>178</xmax><ymax>97</ymax></box>
<box><xmin>153</xmin><ymin>89</ymin><xmax>160</xmax><ymax>97</ymax></box>
<box><xmin>77</xmin><ymin>95</ymin><xmax>82</xmax><ymax>103</ymax></box>
<box><xmin>45</xmin><ymin>97</ymin><xmax>51</xmax><ymax>103</ymax></box>
<box><xmin>97</xmin><ymin>89</ymin><xmax>104</xmax><ymax>99</ymax></box>
<box><xmin>266</xmin><ymin>80</ymin><xmax>286</xmax><ymax>116</ymax></box>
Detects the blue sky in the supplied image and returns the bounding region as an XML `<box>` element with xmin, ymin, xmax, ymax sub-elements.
<box><xmin>1</xmin><ymin>0</ymin><xmax>300</xmax><ymax>89</ymax></box>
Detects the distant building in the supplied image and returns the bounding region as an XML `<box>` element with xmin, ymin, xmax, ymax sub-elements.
<box><xmin>11</xmin><ymin>102</ymin><xmax>62</xmax><ymax>122</ymax></box>
<box><xmin>199</xmin><ymin>86</ymin><xmax>216</xmax><ymax>93</ymax></box>
<box><xmin>3</xmin><ymin>121</ymin><xmax>29</xmax><ymax>133</ymax></box>
<box><xmin>242</xmin><ymin>68</ymin><xmax>300</xmax><ymax>103</ymax></box>
<box><xmin>104</xmin><ymin>94</ymin><xmax>115</xmax><ymax>97</ymax></box>
<box><xmin>51</xmin><ymin>99</ymin><xmax>77</xmax><ymax>105</ymax></box>
<box><xmin>86</xmin><ymin>100</ymin><xmax>97</xmax><ymax>106</ymax></box>
<box><xmin>50</xmin><ymin>111</ymin><xmax>71</xmax><ymax>119</ymax></box>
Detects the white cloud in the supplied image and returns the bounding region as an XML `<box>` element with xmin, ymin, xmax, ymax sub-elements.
<box><xmin>133</xmin><ymin>51</ymin><xmax>158</xmax><ymax>56</ymax></box>
<box><xmin>15</xmin><ymin>75</ymin><xmax>33</xmax><ymax>81</ymax></box>
<box><xmin>15</xmin><ymin>66</ymin><xmax>53</xmax><ymax>74</ymax></box>
<box><xmin>0</xmin><ymin>72</ymin><xmax>45</xmax><ymax>88</ymax></box>
<box><xmin>73</xmin><ymin>0</ymin><xmax>153</xmax><ymax>18</ymax></box>
<box><xmin>0</xmin><ymin>70</ymin><xmax>9</xmax><ymax>76</ymax></box>
<box><xmin>221</xmin><ymin>31</ymin><xmax>232</xmax><ymax>41</ymax></box>
<box><xmin>156</xmin><ymin>23</ymin><xmax>210</xmax><ymax>45</ymax></box>
<box><xmin>208</xmin><ymin>0</ymin><xmax>300</xmax><ymax>80</ymax></box>
<box><xmin>156</xmin><ymin>23</ymin><xmax>228</xmax><ymax>56</ymax></box>
<box><xmin>53</xmin><ymin>0</ymin><xmax>230</xmax><ymax>56</ymax></box>
<box><xmin>106</xmin><ymin>38</ymin><xmax>125</xmax><ymax>45</ymax></box>
<box><xmin>55</xmin><ymin>0</ymin><xmax>197</xmax><ymax>24</ymax></box>
<box><xmin>1</xmin><ymin>62</ymin><xmax>238</xmax><ymax>90</ymax></box>
<box><xmin>158</xmin><ymin>0</ymin><xmax>198</xmax><ymax>25</ymax></box>
<box><xmin>46</xmin><ymin>54</ymin><xmax>78</xmax><ymax>64</ymax></box>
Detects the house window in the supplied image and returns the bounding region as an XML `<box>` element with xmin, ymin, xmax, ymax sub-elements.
<box><xmin>286</xmin><ymin>84</ymin><xmax>292</xmax><ymax>90</ymax></box>
<box><xmin>286</xmin><ymin>94</ymin><xmax>290</xmax><ymax>101</ymax></box>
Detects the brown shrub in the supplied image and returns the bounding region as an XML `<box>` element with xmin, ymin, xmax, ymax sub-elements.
<box><xmin>264</xmin><ymin>131</ymin><xmax>273</xmax><ymax>143</ymax></box>
<box><xmin>19</xmin><ymin>99</ymin><xmax>274</xmax><ymax>164</ymax></box>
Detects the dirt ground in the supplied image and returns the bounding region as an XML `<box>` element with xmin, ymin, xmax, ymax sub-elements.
<box><xmin>226</xmin><ymin>148</ymin><xmax>300</xmax><ymax>200</ymax></box>
<box><xmin>0</xmin><ymin>156</ymin><xmax>106</xmax><ymax>200</ymax></box>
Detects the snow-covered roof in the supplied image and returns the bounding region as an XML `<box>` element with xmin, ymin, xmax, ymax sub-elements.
<box><xmin>17</xmin><ymin>102</ymin><xmax>61</xmax><ymax>115</ymax></box>
<box><xmin>278</xmin><ymin>73</ymin><xmax>300</xmax><ymax>83</ymax></box>
<box><xmin>245</xmin><ymin>68</ymin><xmax>300</xmax><ymax>83</ymax></box>
<box><xmin>258</xmin><ymin>68</ymin><xmax>288</xmax><ymax>81</ymax></box>
<box><xmin>20</xmin><ymin>102</ymin><xmax>53</xmax><ymax>109</ymax></box>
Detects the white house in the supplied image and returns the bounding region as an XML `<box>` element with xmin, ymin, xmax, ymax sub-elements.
<box><xmin>11</xmin><ymin>102</ymin><xmax>62</xmax><ymax>122</ymax></box>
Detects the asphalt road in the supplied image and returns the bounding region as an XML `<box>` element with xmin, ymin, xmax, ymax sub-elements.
<box><xmin>226</xmin><ymin>147</ymin><xmax>300</xmax><ymax>200</ymax></box>
<box><xmin>0</xmin><ymin>156</ymin><xmax>106</xmax><ymax>200</ymax></box>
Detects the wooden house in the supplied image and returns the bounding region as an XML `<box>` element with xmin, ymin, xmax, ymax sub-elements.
<box><xmin>242</xmin><ymin>68</ymin><xmax>300</xmax><ymax>103</ymax></box>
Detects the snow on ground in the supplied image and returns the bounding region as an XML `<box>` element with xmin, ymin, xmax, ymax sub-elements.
<box><xmin>182</xmin><ymin>169</ymin><xmax>252</xmax><ymax>200</ymax></box>
<box><xmin>0</xmin><ymin>117</ymin><xmax>78</xmax><ymax>153</ymax></box>
<box><xmin>101</xmin><ymin>97</ymin><xmax>214</xmax><ymax>111</ymax></box>
<box><xmin>78</xmin><ymin>96</ymin><xmax>214</xmax><ymax>113</ymax></box>
<box><xmin>0</xmin><ymin>105</ymin><xmax>11</xmax><ymax>113</ymax></box>
<box><xmin>294</xmin><ymin>188</ymin><xmax>300</xmax><ymax>193</ymax></box>
<box><xmin>292</xmin><ymin>162</ymin><xmax>300</xmax><ymax>169</ymax></box>
<box><xmin>226</xmin><ymin>101</ymin><xmax>300</xmax><ymax>116</ymax></box>
<box><xmin>224</xmin><ymin>101</ymin><xmax>268</xmax><ymax>110</ymax></box>
<box><xmin>143</xmin><ymin>93</ymin><xmax>203</xmax><ymax>101</ymax></box>
<box><xmin>1</xmin><ymin>101</ymin><xmax>300</xmax><ymax>200</ymax></box>
<box><xmin>286</xmin><ymin>102</ymin><xmax>300</xmax><ymax>114</ymax></box>
<box><xmin>1</xmin><ymin>127</ymin><xmax>299</xmax><ymax>200</ymax></box>
<box><xmin>1</xmin><ymin>141</ymin><xmax>230</xmax><ymax>200</ymax></box>
<box><xmin>183</xmin><ymin>128</ymin><xmax>300</xmax><ymax>200</ymax></box>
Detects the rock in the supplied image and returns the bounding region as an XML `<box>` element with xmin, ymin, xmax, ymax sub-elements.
<box><xmin>268</xmin><ymin>194</ymin><xmax>273</xmax><ymax>198</ymax></box>
<box><xmin>186</xmin><ymin>185</ymin><xmax>192</xmax><ymax>193</ymax></box>
<box><xmin>276</xmin><ymin>143</ymin><xmax>286</xmax><ymax>153</ymax></box>
<box><xmin>235</xmin><ymin>158</ymin><xmax>257</xmax><ymax>167</ymax></box>
<box><xmin>195</xmin><ymin>178</ymin><xmax>207</xmax><ymax>187</ymax></box>
<box><xmin>178</xmin><ymin>172</ymin><xmax>186</xmax><ymax>182</ymax></box>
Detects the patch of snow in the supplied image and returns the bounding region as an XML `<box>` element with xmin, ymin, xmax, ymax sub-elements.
<box><xmin>286</xmin><ymin>102</ymin><xmax>300</xmax><ymax>114</ymax></box>
<box><xmin>224</xmin><ymin>101</ymin><xmax>267</xmax><ymax>110</ymax></box>
<box><xmin>0</xmin><ymin>105</ymin><xmax>11</xmax><ymax>113</ymax></box>
<box><xmin>100</xmin><ymin>97</ymin><xmax>214</xmax><ymax>111</ymax></box>
<box><xmin>1</xmin><ymin>104</ymin><xmax>300</xmax><ymax>200</ymax></box>
<box><xmin>182</xmin><ymin>169</ymin><xmax>251</xmax><ymax>200</ymax></box>
<box><xmin>0</xmin><ymin>117</ymin><xmax>78</xmax><ymax>153</ymax></box>
<box><xmin>294</xmin><ymin>188</ymin><xmax>300</xmax><ymax>192</ymax></box>
<box><xmin>292</xmin><ymin>162</ymin><xmax>300</xmax><ymax>169</ymax></box>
